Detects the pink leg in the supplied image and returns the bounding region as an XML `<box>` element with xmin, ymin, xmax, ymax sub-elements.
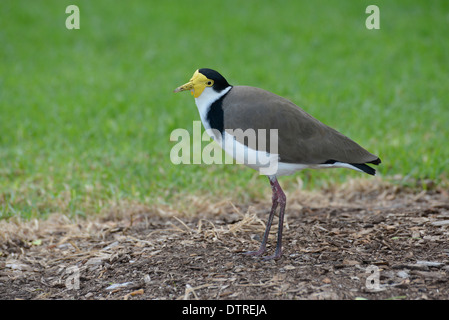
<box><xmin>244</xmin><ymin>177</ymin><xmax>286</xmax><ymax>260</ymax></box>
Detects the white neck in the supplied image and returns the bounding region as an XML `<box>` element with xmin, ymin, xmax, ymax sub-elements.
<box><xmin>194</xmin><ymin>86</ymin><xmax>232</xmax><ymax>130</ymax></box>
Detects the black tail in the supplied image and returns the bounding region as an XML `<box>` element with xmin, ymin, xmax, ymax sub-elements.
<box><xmin>350</xmin><ymin>163</ymin><xmax>376</xmax><ymax>175</ymax></box>
<box><xmin>350</xmin><ymin>157</ymin><xmax>381</xmax><ymax>176</ymax></box>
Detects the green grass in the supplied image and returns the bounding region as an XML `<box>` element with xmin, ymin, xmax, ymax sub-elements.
<box><xmin>1</xmin><ymin>0</ymin><xmax>448</xmax><ymax>219</ymax></box>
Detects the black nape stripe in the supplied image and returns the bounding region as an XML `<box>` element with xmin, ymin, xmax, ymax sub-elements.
<box><xmin>206</xmin><ymin>90</ymin><xmax>231</xmax><ymax>134</ymax></box>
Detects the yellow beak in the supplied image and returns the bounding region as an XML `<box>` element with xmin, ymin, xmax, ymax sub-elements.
<box><xmin>174</xmin><ymin>70</ymin><xmax>209</xmax><ymax>98</ymax></box>
<box><xmin>173</xmin><ymin>81</ymin><xmax>194</xmax><ymax>94</ymax></box>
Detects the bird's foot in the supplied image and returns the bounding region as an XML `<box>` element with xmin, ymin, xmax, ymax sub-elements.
<box><xmin>261</xmin><ymin>246</ymin><xmax>283</xmax><ymax>261</ymax></box>
<box><xmin>243</xmin><ymin>248</ymin><xmax>266</xmax><ymax>257</ymax></box>
<box><xmin>243</xmin><ymin>247</ymin><xmax>282</xmax><ymax>260</ymax></box>
<box><xmin>261</xmin><ymin>252</ymin><xmax>282</xmax><ymax>261</ymax></box>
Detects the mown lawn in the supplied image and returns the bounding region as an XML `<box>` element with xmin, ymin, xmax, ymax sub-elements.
<box><xmin>1</xmin><ymin>0</ymin><xmax>448</xmax><ymax>219</ymax></box>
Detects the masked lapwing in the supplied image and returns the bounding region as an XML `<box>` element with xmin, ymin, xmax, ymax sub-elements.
<box><xmin>174</xmin><ymin>68</ymin><xmax>381</xmax><ymax>260</ymax></box>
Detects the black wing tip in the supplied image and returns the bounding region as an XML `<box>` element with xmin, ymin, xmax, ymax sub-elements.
<box><xmin>369</xmin><ymin>157</ymin><xmax>382</xmax><ymax>165</ymax></box>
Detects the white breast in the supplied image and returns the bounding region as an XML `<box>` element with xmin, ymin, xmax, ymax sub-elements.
<box><xmin>195</xmin><ymin>86</ymin><xmax>281</xmax><ymax>177</ymax></box>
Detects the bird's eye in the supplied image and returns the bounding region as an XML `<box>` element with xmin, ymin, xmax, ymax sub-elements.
<box><xmin>206</xmin><ymin>80</ymin><xmax>214</xmax><ymax>86</ymax></box>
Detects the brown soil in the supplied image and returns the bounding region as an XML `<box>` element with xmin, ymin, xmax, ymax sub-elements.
<box><xmin>1</xmin><ymin>179</ymin><xmax>448</xmax><ymax>300</ymax></box>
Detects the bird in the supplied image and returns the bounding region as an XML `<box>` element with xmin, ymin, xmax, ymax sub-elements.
<box><xmin>174</xmin><ymin>68</ymin><xmax>381</xmax><ymax>260</ymax></box>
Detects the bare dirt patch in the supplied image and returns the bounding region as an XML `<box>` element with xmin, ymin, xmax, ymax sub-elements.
<box><xmin>1</xmin><ymin>179</ymin><xmax>448</xmax><ymax>300</ymax></box>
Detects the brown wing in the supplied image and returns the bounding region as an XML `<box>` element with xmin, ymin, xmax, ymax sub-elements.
<box><xmin>222</xmin><ymin>86</ymin><xmax>379</xmax><ymax>165</ymax></box>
